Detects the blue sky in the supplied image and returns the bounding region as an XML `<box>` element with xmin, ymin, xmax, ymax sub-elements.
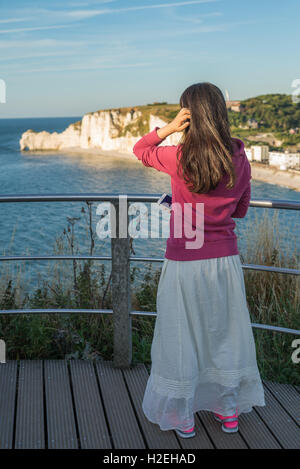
<box><xmin>0</xmin><ymin>0</ymin><xmax>299</xmax><ymax>118</ymax></box>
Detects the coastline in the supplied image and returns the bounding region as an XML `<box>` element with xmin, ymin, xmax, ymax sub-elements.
<box><xmin>67</xmin><ymin>147</ymin><xmax>300</xmax><ymax>192</ymax></box>
<box><xmin>22</xmin><ymin>146</ymin><xmax>300</xmax><ymax>192</ymax></box>
<box><xmin>250</xmin><ymin>162</ymin><xmax>300</xmax><ymax>192</ymax></box>
<box><xmin>52</xmin><ymin>146</ymin><xmax>137</xmax><ymax>160</ymax></box>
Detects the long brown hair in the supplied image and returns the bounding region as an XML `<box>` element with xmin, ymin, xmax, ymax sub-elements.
<box><xmin>176</xmin><ymin>82</ymin><xmax>236</xmax><ymax>193</ymax></box>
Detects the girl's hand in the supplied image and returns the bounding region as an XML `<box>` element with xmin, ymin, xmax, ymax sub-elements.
<box><xmin>156</xmin><ymin>108</ymin><xmax>191</xmax><ymax>139</ymax></box>
<box><xmin>170</xmin><ymin>107</ymin><xmax>191</xmax><ymax>132</ymax></box>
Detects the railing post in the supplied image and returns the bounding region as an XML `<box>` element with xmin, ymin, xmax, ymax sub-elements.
<box><xmin>111</xmin><ymin>196</ymin><xmax>132</xmax><ymax>368</ymax></box>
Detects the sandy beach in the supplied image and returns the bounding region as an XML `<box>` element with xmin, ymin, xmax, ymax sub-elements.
<box><xmin>59</xmin><ymin>146</ymin><xmax>136</xmax><ymax>159</ymax></box>
<box><xmin>250</xmin><ymin>162</ymin><xmax>300</xmax><ymax>192</ymax></box>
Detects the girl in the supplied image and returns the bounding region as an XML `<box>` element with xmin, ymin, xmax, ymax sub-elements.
<box><xmin>132</xmin><ymin>82</ymin><xmax>265</xmax><ymax>439</ymax></box>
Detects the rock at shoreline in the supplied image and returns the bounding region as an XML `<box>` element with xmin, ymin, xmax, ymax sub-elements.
<box><xmin>19</xmin><ymin>108</ymin><xmax>182</xmax><ymax>153</ymax></box>
<box><xmin>19</xmin><ymin>104</ymin><xmax>300</xmax><ymax>191</ymax></box>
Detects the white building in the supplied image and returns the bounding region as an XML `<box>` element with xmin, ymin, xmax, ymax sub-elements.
<box><xmin>251</xmin><ymin>145</ymin><xmax>269</xmax><ymax>163</ymax></box>
<box><xmin>245</xmin><ymin>147</ymin><xmax>300</xmax><ymax>170</ymax></box>
<box><xmin>269</xmin><ymin>152</ymin><xmax>300</xmax><ymax>170</ymax></box>
<box><xmin>244</xmin><ymin>144</ymin><xmax>300</xmax><ymax>170</ymax></box>
<box><xmin>269</xmin><ymin>152</ymin><xmax>287</xmax><ymax>170</ymax></box>
<box><xmin>245</xmin><ymin>148</ymin><xmax>253</xmax><ymax>161</ymax></box>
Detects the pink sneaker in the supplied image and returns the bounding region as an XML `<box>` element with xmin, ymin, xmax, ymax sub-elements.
<box><xmin>213</xmin><ymin>411</ymin><xmax>238</xmax><ymax>433</ymax></box>
<box><xmin>175</xmin><ymin>426</ymin><xmax>196</xmax><ymax>438</ymax></box>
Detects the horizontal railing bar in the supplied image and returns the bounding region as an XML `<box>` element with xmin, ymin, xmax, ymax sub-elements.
<box><xmin>0</xmin><ymin>308</ymin><xmax>298</xmax><ymax>335</ymax></box>
<box><xmin>240</xmin><ymin>263</ymin><xmax>300</xmax><ymax>276</ymax></box>
<box><xmin>0</xmin><ymin>308</ymin><xmax>113</xmax><ymax>315</ymax></box>
<box><xmin>129</xmin><ymin>258</ymin><xmax>300</xmax><ymax>276</ymax></box>
<box><xmin>250</xmin><ymin>322</ymin><xmax>300</xmax><ymax>335</ymax></box>
<box><xmin>0</xmin><ymin>254</ymin><xmax>298</xmax><ymax>276</ymax></box>
<box><xmin>133</xmin><ymin>311</ymin><xmax>300</xmax><ymax>335</ymax></box>
<box><xmin>0</xmin><ymin>193</ymin><xmax>161</xmax><ymax>203</ymax></box>
<box><xmin>0</xmin><ymin>193</ymin><xmax>298</xmax><ymax>363</ymax></box>
<box><xmin>0</xmin><ymin>255</ymin><xmax>112</xmax><ymax>261</ymax></box>
<box><xmin>131</xmin><ymin>312</ymin><xmax>300</xmax><ymax>335</ymax></box>
<box><xmin>0</xmin><ymin>193</ymin><xmax>299</xmax><ymax>210</ymax></box>
<box><xmin>249</xmin><ymin>199</ymin><xmax>300</xmax><ymax>210</ymax></box>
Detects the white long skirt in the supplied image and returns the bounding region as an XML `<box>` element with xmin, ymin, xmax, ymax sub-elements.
<box><xmin>142</xmin><ymin>254</ymin><xmax>266</xmax><ymax>432</ymax></box>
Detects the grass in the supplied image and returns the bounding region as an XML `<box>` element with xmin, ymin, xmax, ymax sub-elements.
<box><xmin>240</xmin><ymin>209</ymin><xmax>299</xmax><ymax>384</ymax></box>
<box><xmin>0</xmin><ymin>205</ymin><xmax>299</xmax><ymax>385</ymax></box>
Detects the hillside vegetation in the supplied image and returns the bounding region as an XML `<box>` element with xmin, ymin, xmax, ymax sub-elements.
<box><xmin>96</xmin><ymin>94</ymin><xmax>300</xmax><ymax>150</ymax></box>
<box><xmin>229</xmin><ymin>94</ymin><xmax>300</xmax><ymax>150</ymax></box>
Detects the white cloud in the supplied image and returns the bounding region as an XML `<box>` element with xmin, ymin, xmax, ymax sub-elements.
<box><xmin>167</xmin><ymin>10</ymin><xmax>222</xmax><ymax>23</ymax></box>
<box><xmin>0</xmin><ymin>17</ymin><xmax>34</xmax><ymax>24</ymax></box>
<box><xmin>63</xmin><ymin>0</ymin><xmax>219</xmax><ymax>19</ymax></box>
<box><xmin>0</xmin><ymin>24</ymin><xmax>71</xmax><ymax>34</ymax></box>
<box><xmin>66</xmin><ymin>0</ymin><xmax>116</xmax><ymax>5</ymax></box>
<box><xmin>0</xmin><ymin>50</ymin><xmax>80</xmax><ymax>62</ymax></box>
<box><xmin>0</xmin><ymin>38</ymin><xmax>88</xmax><ymax>49</ymax></box>
<box><xmin>10</xmin><ymin>61</ymin><xmax>155</xmax><ymax>74</ymax></box>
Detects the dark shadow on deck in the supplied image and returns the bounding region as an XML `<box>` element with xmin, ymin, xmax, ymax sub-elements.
<box><xmin>0</xmin><ymin>360</ymin><xmax>299</xmax><ymax>449</ymax></box>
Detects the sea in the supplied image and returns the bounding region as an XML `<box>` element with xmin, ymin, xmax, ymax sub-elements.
<box><xmin>0</xmin><ymin>117</ymin><xmax>299</xmax><ymax>292</ymax></box>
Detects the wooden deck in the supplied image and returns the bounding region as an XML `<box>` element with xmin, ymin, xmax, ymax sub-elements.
<box><xmin>0</xmin><ymin>360</ymin><xmax>299</xmax><ymax>449</ymax></box>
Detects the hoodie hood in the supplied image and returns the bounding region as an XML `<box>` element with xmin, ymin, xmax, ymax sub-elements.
<box><xmin>232</xmin><ymin>137</ymin><xmax>245</xmax><ymax>155</ymax></box>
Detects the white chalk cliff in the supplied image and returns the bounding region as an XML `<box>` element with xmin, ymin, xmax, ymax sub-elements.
<box><xmin>19</xmin><ymin>108</ymin><xmax>182</xmax><ymax>153</ymax></box>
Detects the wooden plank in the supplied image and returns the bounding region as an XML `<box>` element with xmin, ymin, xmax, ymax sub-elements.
<box><xmin>95</xmin><ymin>360</ymin><xmax>145</xmax><ymax>449</ymax></box>
<box><xmin>69</xmin><ymin>360</ymin><xmax>112</xmax><ymax>449</ymax></box>
<box><xmin>123</xmin><ymin>364</ymin><xmax>214</xmax><ymax>449</ymax></box>
<box><xmin>253</xmin><ymin>384</ymin><xmax>300</xmax><ymax>449</ymax></box>
<box><xmin>263</xmin><ymin>380</ymin><xmax>300</xmax><ymax>426</ymax></box>
<box><xmin>238</xmin><ymin>410</ymin><xmax>281</xmax><ymax>449</ymax></box>
<box><xmin>1</xmin><ymin>359</ymin><xmax>297</xmax><ymax>450</ymax></box>
<box><xmin>44</xmin><ymin>360</ymin><xmax>78</xmax><ymax>449</ymax></box>
<box><xmin>15</xmin><ymin>360</ymin><xmax>45</xmax><ymax>449</ymax></box>
<box><xmin>0</xmin><ymin>361</ymin><xmax>18</xmax><ymax>449</ymax></box>
<box><xmin>123</xmin><ymin>364</ymin><xmax>181</xmax><ymax>449</ymax></box>
<box><xmin>197</xmin><ymin>411</ymin><xmax>248</xmax><ymax>449</ymax></box>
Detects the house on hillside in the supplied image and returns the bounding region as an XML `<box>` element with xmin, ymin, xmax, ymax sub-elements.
<box><xmin>226</xmin><ymin>100</ymin><xmax>241</xmax><ymax>112</ymax></box>
<box><xmin>247</xmin><ymin>119</ymin><xmax>259</xmax><ymax>129</ymax></box>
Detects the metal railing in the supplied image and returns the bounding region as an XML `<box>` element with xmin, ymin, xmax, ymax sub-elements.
<box><xmin>0</xmin><ymin>193</ymin><xmax>299</xmax><ymax>368</ymax></box>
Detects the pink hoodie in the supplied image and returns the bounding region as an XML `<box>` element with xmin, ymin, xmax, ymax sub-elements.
<box><xmin>133</xmin><ymin>126</ymin><xmax>252</xmax><ymax>261</ymax></box>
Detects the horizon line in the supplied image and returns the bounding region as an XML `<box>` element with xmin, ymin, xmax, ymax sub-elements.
<box><xmin>0</xmin><ymin>91</ymin><xmax>295</xmax><ymax>120</ymax></box>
